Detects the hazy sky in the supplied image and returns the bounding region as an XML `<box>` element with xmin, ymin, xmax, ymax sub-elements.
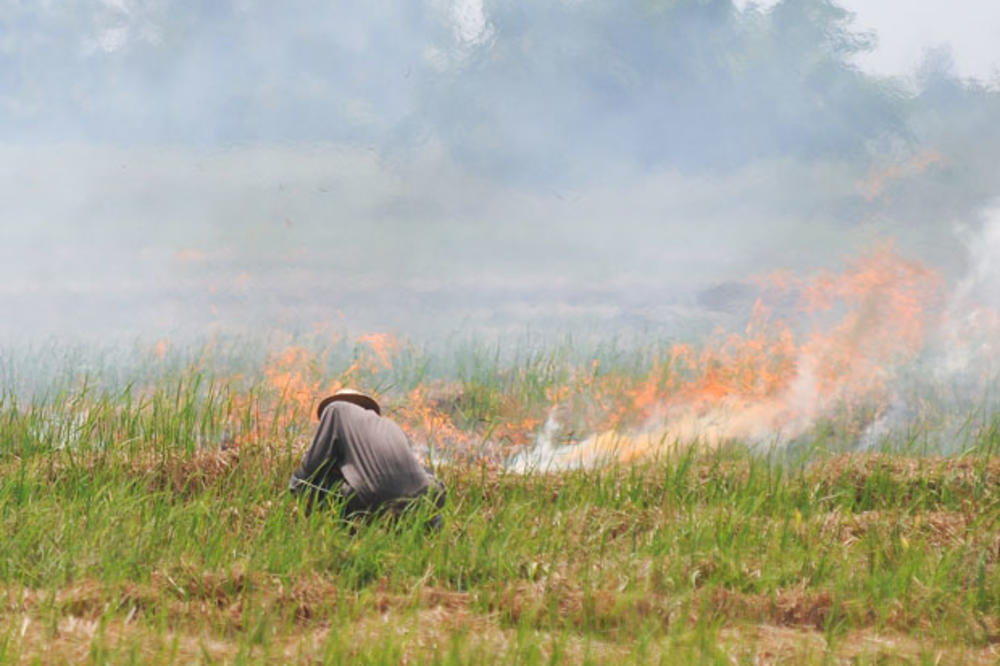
<box><xmin>738</xmin><ymin>0</ymin><xmax>1000</xmax><ymax>81</ymax></box>
<box><xmin>840</xmin><ymin>0</ymin><xmax>1000</xmax><ymax>81</ymax></box>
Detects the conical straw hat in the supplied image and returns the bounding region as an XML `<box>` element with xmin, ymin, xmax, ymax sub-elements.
<box><xmin>316</xmin><ymin>389</ymin><xmax>381</xmax><ymax>419</ymax></box>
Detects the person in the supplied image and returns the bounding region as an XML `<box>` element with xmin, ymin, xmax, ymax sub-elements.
<box><xmin>289</xmin><ymin>389</ymin><xmax>445</xmax><ymax>527</ymax></box>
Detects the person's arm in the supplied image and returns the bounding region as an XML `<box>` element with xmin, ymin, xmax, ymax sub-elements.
<box><xmin>289</xmin><ymin>405</ymin><xmax>339</xmax><ymax>494</ymax></box>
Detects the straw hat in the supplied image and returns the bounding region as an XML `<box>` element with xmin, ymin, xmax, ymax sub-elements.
<box><xmin>316</xmin><ymin>389</ymin><xmax>382</xmax><ymax>419</ymax></box>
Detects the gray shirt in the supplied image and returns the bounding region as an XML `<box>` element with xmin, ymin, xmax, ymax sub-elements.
<box><xmin>289</xmin><ymin>401</ymin><xmax>431</xmax><ymax>509</ymax></box>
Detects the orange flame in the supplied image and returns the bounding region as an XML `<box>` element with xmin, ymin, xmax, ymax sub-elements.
<box><xmin>519</xmin><ymin>244</ymin><xmax>944</xmax><ymax>468</ymax></box>
<box><xmin>223</xmin><ymin>245</ymin><xmax>955</xmax><ymax>470</ymax></box>
<box><xmin>396</xmin><ymin>386</ymin><xmax>470</xmax><ymax>450</ymax></box>
<box><xmin>226</xmin><ymin>332</ymin><xmax>407</xmax><ymax>448</ymax></box>
<box><xmin>858</xmin><ymin>151</ymin><xmax>943</xmax><ymax>201</ymax></box>
<box><xmin>357</xmin><ymin>333</ymin><xmax>401</xmax><ymax>371</ymax></box>
<box><xmin>262</xmin><ymin>345</ymin><xmax>326</xmax><ymax>417</ymax></box>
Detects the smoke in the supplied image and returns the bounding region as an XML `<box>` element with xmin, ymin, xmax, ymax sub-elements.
<box><xmin>2</xmin><ymin>0</ymin><xmax>999</xmax><ymax>360</ymax></box>
<box><xmin>508</xmin><ymin>208</ymin><xmax>1000</xmax><ymax>469</ymax></box>
<box><xmin>930</xmin><ymin>207</ymin><xmax>1000</xmax><ymax>400</ymax></box>
<box><xmin>851</xmin><ymin>208</ymin><xmax>1000</xmax><ymax>454</ymax></box>
<box><xmin>509</xmin><ymin>244</ymin><xmax>952</xmax><ymax>469</ymax></box>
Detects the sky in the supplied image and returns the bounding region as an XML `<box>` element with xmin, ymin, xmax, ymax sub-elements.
<box><xmin>739</xmin><ymin>0</ymin><xmax>1000</xmax><ymax>82</ymax></box>
<box><xmin>3</xmin><ymin>0</ymin><xmax>1000</xmax><ymax>348</ymax></box>
<box><xmin>830</xmin><ymin>0</ymin><xmax>1000</xmax><ymax>82</ymax></box>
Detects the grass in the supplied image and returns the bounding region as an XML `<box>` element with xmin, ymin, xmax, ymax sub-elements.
<box><xmin>1</xmin><ymin>340</ymin><xmax>1000</xmax><ymax>663</ymax></box>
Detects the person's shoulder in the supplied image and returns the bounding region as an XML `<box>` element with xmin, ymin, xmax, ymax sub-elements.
<box><xmin>328</xmin><ymin>401</ymin><xmax>362</xmax><ymax>416</ymax></box>
<box><xmin>329</xmin><ymin>401</ymin><xmax>387</xmax><ymax>424</ymax></box>
<box><xmin>375</xmin><ymin>411</ymin><xmax>411</xmax><ymax>442</ymax></box>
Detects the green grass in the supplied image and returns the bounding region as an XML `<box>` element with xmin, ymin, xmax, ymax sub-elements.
<box><xmin>1</xmin><ymin>343</ymin><xmax>999</xmax><ymax>663</ymax></box>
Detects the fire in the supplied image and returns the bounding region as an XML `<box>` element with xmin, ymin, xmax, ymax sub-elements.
<box><xmin>512</xmin><ymin>244</ymin><xmax>944</xmax><ymax>469</ymax></box>
<box><xmin>356</xmin><ymin>333</ymin><xmax>400</xmax><ymax>371</ymax></box>
<box><xmin>224</xmin><ymin>244</ymin><xmax>954</xmax><ymax>470</ymax></box>
<box><xmin>258</xmin><ymin>333</ymin><xmax>406</xmax><ymax>422</ymax></box>
<box><xmin>262</xmin><ymin>345</ymin><xmax>327</xmax><ymax>418</ymax></box>
<box><xmin>396</xmin><ymin>386</ymin><xmax>472</xmax><ymax>452</ymax></box>
<box><xmin>858</xmin><ymin>151</ymin><xmax>943</xmax><ymax>201</ymax></box>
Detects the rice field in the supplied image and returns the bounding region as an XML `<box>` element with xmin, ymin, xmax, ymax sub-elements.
<box><xmin>2</xmin><ymin>337</ymin><xmax>999</xmax><ymax>664</ymax></box>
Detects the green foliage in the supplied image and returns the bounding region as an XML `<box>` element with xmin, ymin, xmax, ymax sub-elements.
<box><xmin>1</xmin><ymin>348</ymin><xmax>999</xmax><ymax>662</ymax></box>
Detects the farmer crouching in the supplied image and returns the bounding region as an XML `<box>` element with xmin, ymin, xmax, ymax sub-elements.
<box><xmin>289</xmin><ymin>389</ymin><xmax>445</xmax><ymax>528</ymax></box>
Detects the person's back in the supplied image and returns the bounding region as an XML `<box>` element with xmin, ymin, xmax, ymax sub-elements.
<box><xmin>324</xmin><ymin>401</ymin><xmax>429</xmax><ymax>507</ymax></box>
<box><xmin>290</xmin><ymin>393</ymin><xmax>444</xmax><ymax>522</ymax></box>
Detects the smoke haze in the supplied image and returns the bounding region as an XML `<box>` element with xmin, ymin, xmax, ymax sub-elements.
<box><xmin>3</xmin><ymin>0</ymin><xmax>1000</xmax><ymax>349</ymax></box>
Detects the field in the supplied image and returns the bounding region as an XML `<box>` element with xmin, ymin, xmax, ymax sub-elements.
<box><xmin>2</xmin><ymin>334</ymin><xmax>1000</xmax><ymax>664</ymax></box>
